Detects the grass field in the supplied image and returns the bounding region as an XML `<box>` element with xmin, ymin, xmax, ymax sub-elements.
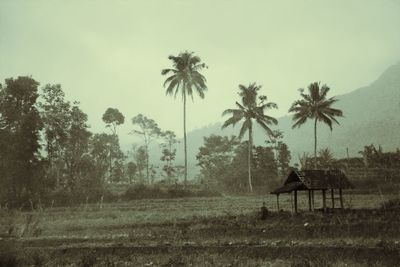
<box><xmin>1</xmin><ymin>193</ymin><xmax>400</xmax><ymax>266</ymax></box>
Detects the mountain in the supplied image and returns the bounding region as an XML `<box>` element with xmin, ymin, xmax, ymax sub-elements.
<box><xmin>169</xmin><ymin>62</ymin><xmax>400</xmax><ymax>179</ymax></box>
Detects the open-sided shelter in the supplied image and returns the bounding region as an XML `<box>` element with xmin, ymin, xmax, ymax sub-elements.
<box><xmin>271</xmin><ymin>170</ymin><xmax>354</xmax><ymax>212</ymax></box>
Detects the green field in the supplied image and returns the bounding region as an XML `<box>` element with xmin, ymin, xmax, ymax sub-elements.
<box><xmin>1</xmin><ymin>193</ymin><xmax>400</xmax><ymax>266</ymax></box>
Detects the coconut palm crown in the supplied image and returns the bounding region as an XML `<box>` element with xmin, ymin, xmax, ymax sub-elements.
<box><xmin>222</xmin><ymin>83</ymin><xmax>278</xmax><ymax>192</ymax></box>
<box><xmin>289</xmin><ymin>82</ymin><xmax>343</xmax><ymax>168</ymax></box>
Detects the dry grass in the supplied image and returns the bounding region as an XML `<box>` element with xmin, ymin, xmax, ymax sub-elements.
<box><xmin>1</xmin><ymin>194</ymin><xmax>400</xmax><ymax>266</ymax></box>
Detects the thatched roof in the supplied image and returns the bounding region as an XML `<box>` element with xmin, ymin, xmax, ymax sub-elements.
<box><xmin>271</xmin><ymin>170</ymin><xmax>354</xmax><ymax>194</ymax></box>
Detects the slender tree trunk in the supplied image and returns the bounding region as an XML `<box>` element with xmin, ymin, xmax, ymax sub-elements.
<box><xmin>168</xmin><ymin>141</ymin><xmax>172</xmax><ymax>182</ymax></box>
<box><xmin>143</xmin><ymin>132</ymin><xmax>150</xmax><ymax>184</ymax></box>
<box><xmin>145</xmin><ymin>143</ymin><xmax>149</xmax><ymax>184</ymax></box>
<box><xmin>248</xmin><ymin>124</ymin><xmax>253</xmax><ymax>193</ymax></box>
<box><xmin>314</xmin><ymin>117</ymin><xmax>317</xmax><ymax>169</ymax></box>
<box><xmin>183</xmin><ymin>93</ymin><xmax>188</xmax><ymax>187</ymax></box>
<box><xmin>109</xmin><ymin>146</ymin><xmax>112</xmax><ymax>182</ymax></box>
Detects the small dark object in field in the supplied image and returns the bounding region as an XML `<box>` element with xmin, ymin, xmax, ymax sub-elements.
<box><xmin>260</xmin><ymin>202</ymin><xmax>269</xmax><ymax>220</ymax></box>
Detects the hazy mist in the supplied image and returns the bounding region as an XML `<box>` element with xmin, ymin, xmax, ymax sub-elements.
<box><xmin>1</xmin><ymin>0</ymin><xmax>399</xmax><ymax>141</ymax></box>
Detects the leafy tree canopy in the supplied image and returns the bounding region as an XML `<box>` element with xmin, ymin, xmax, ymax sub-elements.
<box><xmin>102</xmin><ymin>107</ymin><xmax>124</xmax><ymax>134</ymax></box>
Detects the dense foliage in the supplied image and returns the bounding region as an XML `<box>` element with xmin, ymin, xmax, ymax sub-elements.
<box><xmin>0</xmin><ymin>74</ymin><xmax>398</xmax><ymax>207</ymax></box>
<box><xmin>196</xmin><ymin>134</ymin><xmax>284</xmax><ymax>193</ymax></box>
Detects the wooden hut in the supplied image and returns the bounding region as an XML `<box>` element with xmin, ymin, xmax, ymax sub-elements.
<box><xmin>271</xmin><ymin>170</ymin><xmax>354</xmax><ymax>213</ymax></box>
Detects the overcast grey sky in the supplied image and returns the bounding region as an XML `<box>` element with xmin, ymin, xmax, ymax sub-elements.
<box><xmin>1</xmin><ymin>0</ymin><xmax>399</xmax><ymax>141</ymax></box>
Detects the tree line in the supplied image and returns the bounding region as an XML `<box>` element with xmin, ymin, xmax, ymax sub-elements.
<box><xmin>0</xmin><ymin>51</ymin><xmax>346</xmax><ymax>207</ymax></box>
<box><xmin>0</xmin><ymin>77</ymin><xmax>182</xmax><ymax>207</ymax></box>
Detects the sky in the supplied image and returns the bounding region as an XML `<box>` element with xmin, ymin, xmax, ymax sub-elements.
<box><xmin>1</xmin><ymin>0</ymin><xmax>399</xmax><ymax>144</ymax></box>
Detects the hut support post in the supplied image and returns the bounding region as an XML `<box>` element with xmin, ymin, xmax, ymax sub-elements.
<box><xmin>322</xmin><ymin>190</ymin><xmax>327</xmax><ymax>212</ymax></box>
<box><xmin>331</xmin><ymin>189</ymin><xmax>335</xmax><ymax>209</ymax></box>
<box><xmin>294</xmin><ymin>190</ymin><xmax>298</xmax><ymax>213</ymax></box>
<box><xmin>339</xmin><ymin>188</ymin><xmax>344</xmax><ymax>209</ymax></box>
<box><xmin>308</xmin><ymin>190</ymin><xmax>312</xmax><ymax>211</ymax></box>
<box><xmin>311</xmin><ymin>190</ymin><xmax>315</xmax><ymax>211</ymax></box>
<box><xmin>276</xmin><ymin>194</ymin><xmax>280</xmax><ymax>211</ymax></box>
<box><xmin>290</xmin><ymin>191</ymin><xmax>293</xmax><ymax>214</ymax></box>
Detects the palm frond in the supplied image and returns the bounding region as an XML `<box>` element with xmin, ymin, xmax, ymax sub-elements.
<box><xmin>321</xmin><ymin>107</ymin><xmax>343</xmax><ymax>119</ymax></box>
<box><xmin>319</xmin><ymin>84</ymin><xmax>330</xmax><ymax>100</ymax></box>
<box><xmin>166</xmin><ymin>79</ymin><xmax>179</xmax><ymax>96</ymax></box>
<box><xmin>238</xmin><ymin>119</ymin><xmax>251</xmax><ymax>140</ymax></box>
<box><xmin>319</xmin><ymin>97</ymin><xmax>339</xmax><ymax>108</ymax></box>
<box><xmin>221</xmin><ymin>113</ymin><xmax>244</xmax><ymax>129</ymax></box>
<box><xmin>186</xmin><ymin>82</ymin><xmax>194</xmax><ymax>100</ymax></box>
<box><xmin>192</xmin><ymin>72</ymin><xmax>207</xmax><ymax>87</ymax></box>
<box><xmin>163</xmin><ymin>75</ymin><xmax>176</xmax><ymax>88</ymax></box>
<box><xmin>256</xmin><ymin>118</ymin><xmax>275</xmax><ymax>138</ymax></box>
<box><xmin>192</xmin><ymin>63</ymin><xmax>207</xmax><ymax>71</ymax></box>
<box><xmin>189</xmin><ymin>55</ymin><xmax>201</xmax><ymax>66</ymax></box>
<box><xmin>161</xmin><ymin>69</ymin><xmax>177</xmax><ymax>76</ymax></box>
<box><xmin>327</xmin><ymin>114</ymin><xmax>340</xmax><ymax>125</ymax></box>
<box><xmin>301</xmin><ymin>93</ymin><xmax>313</xmax><ymax>103</ymax></box>
<box><xmin>288</xmin><ymin>100</ymin><xmax>307</xmax><ymax>112</ymax></box>
<box><xmin>265</xmin><ymin>102</ymin><xmax>278</xmax><ymax>109</ymax></box>
<box><xmin>319</xmin><ymin>113</ymin><xmax>333</xmax><ymax>130</ymax></box>
<box><xmin>193</xmin><ymin>82</ymin><xmax>205</xmax><ymax>99</ymax></box>
<box><xmin>177</xmin><ymin>82</ymin><xmax>184</xmax><ymax>99</ymax></box>
<box><xmin>308</xmin><ymin>82</ymin><xmax>320</xmax><ymax>101</ymax></box>
<box><xmin>235</xmin><ymin>101</ymin><xmax>246</xmax><ymax>111</ymax></box>
<box><xmin>222</xmin><ymin>108</ymin><xmax>238</xmax><ymax>116</ymax></box>
<box><xmin>261</xmin><ymin>114</ymin><xmax>278</xmax><ymax>125</ymax></box>
<box><xmin>292</xmin><ymin>116</ymin><xmax>308</xmax><ymax>128</ymax></box>
<box><xmin>238</xmin><ymin>84</ymin><xmax>247</xmax><ymax>92</ymax></box>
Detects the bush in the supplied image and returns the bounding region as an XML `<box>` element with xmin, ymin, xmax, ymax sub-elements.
<box><xmin>194</xmin><ymin>189</ymin><xmax>221</xmax><ymax>197</ymax></box>
<box><xmin>124</xmin><ymin>184</ymin><xmax>167</xmax><ymax>200</ymax></box>
<box><xmin>44</xmin><ymin>187</ymin><xmax>118</xmax><ymax>207</ymax></box>
<box><xmin>123</xmin><ymin>184</ymin><xmax>221</xmax><ymax>200</ymax></box>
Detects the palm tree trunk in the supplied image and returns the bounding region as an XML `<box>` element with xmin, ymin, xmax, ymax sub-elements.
<box><xmin>248</xmin><ymin>125</ymin><xmax>253</xmax><ymax>193</ymax></box>
<box><xmin>183</xmin><ymin>92</ymin><xmax>188</xmax><ymax>187</ymax></box>
<box><xmin>314</xmin><ymin>117</ymin><xmax>317</xmax><ymax>169</ymax></box>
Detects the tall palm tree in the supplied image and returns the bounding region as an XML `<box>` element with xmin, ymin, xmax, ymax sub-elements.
<box><xmin>289</xmin><ymin>82</ymin><xmax>343</xmax><ymax>169</ymax></box>
<box><xmin>222</xmin><ymin>83</ymin><xmax>278</xmax><ymax>192</ymax></box>
<box><xmin>161</xmin><ymin>51</ymin><xmax>207</xmax><ymax>186</ymax></box>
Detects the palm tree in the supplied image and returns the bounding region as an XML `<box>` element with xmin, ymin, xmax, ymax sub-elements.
<box><xmin>161</xmin><ymin>51</ymin><xmax>207</xmax><ymax>186</ymax></box>
<box><xmin>222</xmin><ymin>83</ymin><xmax>278</xmax><ymax>192</ymax></box>
<box><xmin>289</xmin><ymin>82</ymin><xmax>343</xmax><ymax>169</ymax></box>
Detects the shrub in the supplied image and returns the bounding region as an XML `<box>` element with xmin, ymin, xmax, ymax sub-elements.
<box><xmin>124</xmin><ymin>184</ymin><xmax>221</xmax><ymax>200</ymax></box>
<box><xmin>124</xmin><ymin>184</ymin><xmax>166</xmax><ymax>200</ymax></box>
<box><xmin>44</xmin><ymin>187</ymin><xmax>118</xmax><ymax>207</ymax></box>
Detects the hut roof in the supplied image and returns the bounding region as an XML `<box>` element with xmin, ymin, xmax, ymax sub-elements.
<box><xmin>271</xmin><ymin>169</ymin><xmax>354</xmax><ymax>194</ymax></box>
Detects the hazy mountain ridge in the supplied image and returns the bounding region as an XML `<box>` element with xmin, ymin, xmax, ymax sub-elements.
<box><xmin>168</xmin><ymin>62</ymin><xmax>400</xmax><ymax>178</ymax></box>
